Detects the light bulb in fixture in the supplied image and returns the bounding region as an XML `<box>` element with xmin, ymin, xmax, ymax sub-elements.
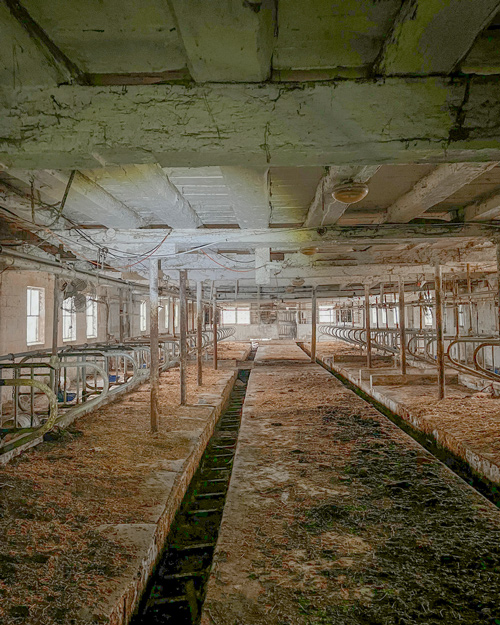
<box><xmin>332</xmin><ymin>181</ymin><xmax>369</xmax><ymax>204</ymax></box>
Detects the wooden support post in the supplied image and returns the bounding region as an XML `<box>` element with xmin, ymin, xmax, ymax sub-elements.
<box><xmin>310</xmin><ymin>287</ymin><xmax>317</xmax><ymax>363</ymax></box>
<box><xmin>497</xmin><ymin>243</ymin><xmax>500</xmax><ymax>337</ymax></box>
<box><xmin>213</xmin><ymin>286</ymin><xmax>218</xmax><ymax>371</ymax></box>
<box><xmin>399</xmin><ymin>278</ymin><xmax>407</xmax><ymax>375</ymax></box>
<box><xmin>119</xmin><ymin>288</ymin><xmax>124</xmax><ymax>342</ymax></box>
<box><xmin>196</xmin><ymin>281</ymin><xmax>203</xmax><ymax>386</ymax></box>
<box><xmin>365</xmin><ymin>284</ymin><xmax>372</xmax><ymax>369</ymax></box>
<box><xmin>179</xmin><ymin>270</ymin><xmax>188</xmax><ymax>405</ymax></box>
<box><xmin>149</xmin><ymin>260</ymin><xmax>160</xmax><ymax>433</ymax></box>
<box><xmin>434</xmin><ymin>264</ymin><xmax>445</xmax><ymax>400</ymax></box>
<box><xmin>51</xmin><ymin>276</ymin><xmax>60</xmax><ymax>357</ymax></box>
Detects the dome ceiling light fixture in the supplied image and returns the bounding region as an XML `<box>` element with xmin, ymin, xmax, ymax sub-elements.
<box><xmin>291</xmin><ymin>277</ymin><xmax>305</xmax><ymax>287</ymax></box>
<box><xmin>332</xmin><ymin>181</ymin><xmax>369</xmax><ymax>204</ymax></box>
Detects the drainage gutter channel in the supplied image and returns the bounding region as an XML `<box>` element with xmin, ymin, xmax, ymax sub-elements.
<box><xmin>298</xmin><ymin>342</ymin><xmax>500</xmax><ymax>508</ymax></box>
<box><xmin>131</xmin><ymin>361</ymin><xmax>253</xmax><ymax>624</ymax></box>
<box><xmin>95</xmin><ymin>369</ymin><xmax>238</xmax><ymax>625</ymax></box>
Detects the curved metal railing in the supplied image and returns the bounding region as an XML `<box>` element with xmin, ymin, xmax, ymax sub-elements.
<box><xmin>0</xmin><ymin>327</ymin><xmax>236</xmax><ymax>454</ymax></box>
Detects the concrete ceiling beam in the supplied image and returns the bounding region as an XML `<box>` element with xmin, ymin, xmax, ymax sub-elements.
<box><xmin>168</xmin><ymin>0</ymin><xmax>275</xmax><ymax>82</ymax></box>
<box><xmin>383</xmin><ymin>162</ymin><xmax>498</xmax><ymax>223</ymax></box>
<box><xmin>7</xmin><ymin>170</ymin><xmax>145</xmax><ymax>229</ymax></box>
<box><xmin>374</xmin><ymin>0</ymin><xmax>500</xmax><ymax>75</ymax></box>
<box><xmin>0</xmin><ymin>1</ymin><xmax>86</xmax><ymax>87</ymax></box>
<box><xmin>464</xmin><ymin>189</ymin><xmax>500</xmax><ymax>221</ymax></box>
<box><xmin>47</xmin><ymin>223</ymin><xmax>497</xmax><ymax>258</ymax></box>
<box><xmin>304</xmin><ymin>166</ymin><xmax>380</xmax><ymax>228</ymax></box>
<box><xmin>3</xmin><ymin>78</ymin><xmax>500</xmax><ymax>168</ymax></box>
<box><xmin>220</xmin><ymin>167</ymin><xmax>270</xmax><ymax>228</ymax></box>
<box><xmin>84</xmin><ymin>164</ymin><xmax>202</xmax><ymax>228</ymax></box>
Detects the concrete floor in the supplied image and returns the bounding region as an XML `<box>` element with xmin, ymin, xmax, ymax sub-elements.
<box><xmin>201</xmin><ymin>342</ymin><xmax>500</xmax><ymax>625</ymax></box>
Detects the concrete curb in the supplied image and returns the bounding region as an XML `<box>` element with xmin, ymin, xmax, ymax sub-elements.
<box><xmin>107</xmin><ymin>370</ymin><xmax>237</xmax><ymax>625</ymax></box>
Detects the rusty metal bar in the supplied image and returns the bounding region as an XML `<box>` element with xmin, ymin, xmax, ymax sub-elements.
<box><xmin>196</xmin><ymin>281</ymin><xmax>203</xmax><ymax>386</ymax></box>
<box><xmin>364</xmin><ymin>284</ymin><xmax>372</xmax><ymax>369</ymax></box>
<box><xmin>179</xmin><ymin>270</ymin><xmax>188</xmax><ymax>405</ymax></box>
<box><xmin>310</xmin><ymin>287</ymin><xmax>317</xmax><ymax>363</ymax></box>
<box><xmin>150</xmin><ymin>259</ymin><xmax>160</xmax><ymax>432</ymax></box>
<box><xmin>399</xmin><ymin>278</ymin><xmax>407</xmax><ymax>375</ymax></box>
<box><xmin>435</xmin><ymin>264</ymin><xmax>446</xmax><ymax>400</ymax></box>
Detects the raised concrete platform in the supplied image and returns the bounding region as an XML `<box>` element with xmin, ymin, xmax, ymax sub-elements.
<box><xmin>201</xmin><ymin>343</ymin><xmax>500</xmax><ymax>625</ymax></box>
<box><xmin>0</xmin><ymin>361</ymin><xmax>238</xmax><ymax>625</ymax></box>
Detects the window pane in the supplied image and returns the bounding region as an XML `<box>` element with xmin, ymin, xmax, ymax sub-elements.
<box><xmin>140</xmin><ymin>301</ymin><xmax>147</xmax><ymax>331</ymax></box>
<box><xmin>86</xmin><ymin>297</ymin><xmax>97</xmax><ymax>338</ymax></box>
<box><xmin>27</xmin><ymin>316</ymin><xmax>39</xmax><ymax>344</ymax></box>
<box><xmin>27</xmin><ymin>287</ymin><xmax>44</xmax><ymax>344</ymax></box>
<box><xmin>63</xmin><ymin>297</ymin><xmax>76</xmax><ymax>341</ymax></box>
<box><xmin>237</xmin><ymin>308</ymin><xmax>250</xmax><ymax>324</ymax></box>
<box><xmin>222</xmin><ymin>308</ymin><xmax>236</xmax><ymax>324</ymax></box>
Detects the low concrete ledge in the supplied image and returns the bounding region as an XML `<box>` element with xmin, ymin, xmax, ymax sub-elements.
<box><xmin>105</xmin><ymin>370</ymin><xmax>237</xmax><ymax>625</ymax></box>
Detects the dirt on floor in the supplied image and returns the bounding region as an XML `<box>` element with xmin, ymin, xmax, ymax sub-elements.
<box><xmin>314</xmin><ymin>339</ymin><xmax>500</xmax><ymax>476</ymax></box>
<box><xmin>0</xmin><ymin>360</ymin><xmax>234</xmax><ymax>625</ymax></box>
<box><xmin>202</xmin><ymin>345</ymin><xmax>500</xmax><ymax>625</ymax></box>
<box><xmin>206</xmin><ymin>341</ymin><xmax>250</xmax><ymax>361</ymax></box>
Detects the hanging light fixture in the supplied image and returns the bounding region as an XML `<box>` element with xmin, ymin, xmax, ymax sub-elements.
<box><xmin>332</xmin><ymin>181</ymin><xmax>369</xmax><ymax>204</ymax></box>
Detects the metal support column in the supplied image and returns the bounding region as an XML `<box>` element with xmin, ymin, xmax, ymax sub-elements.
<box><xmin>365</xmin><ymin>284</ymin><xmax>372</xmax><ymax>369</ymax></box>
<box><xmin>213</xmin><ymin>286</ymin><xmax>218</xmax><ymax>371</ymax></box>
<box><xmin>149</xmin><ymin>260</ymin><xmax>160</xmax><ymax>432</ymax></box>
<box><xmin>399</xmin><ymin>278</ymin><xmax>407</xmax><ymax>375</ymax></box>
<box><xmin>310</xmin><ymin>287</ymin><xmax>317</xmax><ymax>363</ymax></box>
<box><xmin>179</xmin><ymin>270</ymin><xmax>188</xmax><ymax>405</ymax></box>
<box><xmin>435</xmin><ymin>264</ymin><xmax>446</xmax><ymax>400</ymax></box>
<box><xmin>196</xmin><ymin>281</ymin><xmax>203</xmax><ymax>386</ymax></box>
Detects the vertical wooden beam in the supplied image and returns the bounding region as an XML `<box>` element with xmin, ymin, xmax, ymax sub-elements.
<box><xmin>434</xmin><ymin>264</ymin><xmax>445</xmax><ymax>400</ymax></box>
<box><xmin>179</xmin><ymin>270</ymin><xmax>188</xmax><ymax>405</ymax></box>
<box><xmin>149</xmin><ymin>260</ymin><xmax>160</xmax><ymax>433</ymax></box>
<box><xmin>364</xmin><ymin>284</ymin><xmax>372</xmax><ymax>369</ymax></box>
<box><xmin>119</xmin><ymin>288</ymin><xmax>124</xmax><ymax>342</ymax></box>
<box><xmin>213</xmin><ymin>286</ymin><xmax>218</xmax><ymax>371</ymax></box>
<box><xmin>497</xmin><ymin>243</ymin><xmax>500</xmax><ymax>337</ymax></box>
<box><xmin>399</xmin><ymin>278</ymin><xmax>407</xmax><ymax>375</ymax></box>
<box><xmin>310</xmin><ymin>287</ymin><xmax>317</xmax><ymax>363</ymax></box>
<box><xmin>51</xmin><ymin>276</ymin><xmax>60</xmax><ymax>357</ymax></box>
<box><xmin>197</xmin><ymin>280</ymin><xmax>203</xmax><ymax>386</ymax></box>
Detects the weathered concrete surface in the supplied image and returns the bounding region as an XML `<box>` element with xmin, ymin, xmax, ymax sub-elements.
<box><xmin>2</xmin><ymin>78</ymin><xmax>500</xmax><ymax>168</ymax></box>
<box><xmin>201</xmin><ymin>343</ymin><xmax>500</xmax><ymax>625</ymax></box>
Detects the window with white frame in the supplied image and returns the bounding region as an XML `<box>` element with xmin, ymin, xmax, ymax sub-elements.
<box><xmin>458</xmin><ymin>304</ymin><xmax>465</xmax><ymax>327</ymax></box>
<box><xmin>221</xmin><ymin>307</ymin><xmax>250</xmax><ymax>325</ymax></box>
<box><xmin>26</xmin><ymin>287</ymin><xmax>45</xmax><ymax>345</ymax></box>
<box><xmin>164</xmin><ymin>299</ymin><xmax>170</xmax><ymax>330</ymax></box>
<box><xmin>380</xmin><ymin>307</ymin><xmax>388</xmax><ymax>325</ymax></box>
<box><xmin>86</xmin><ymin>296</ymin><xmax>98</xmax><ymax>339</ymax></box>
<box><xmin>424</xmin><ymin>306</ymin><xmax>433</xmax><ymax>327</ymax></box>
<box><xmin>394</xmin><ymin>306</ymin><xmax>400</xmax><ymax>325</ymax></box>
<box><xmin>174</xmin><ymin>300</ymin><xmax>180</xmax><ymax>330</ymax></box>
<box><xmin>319</xmin><ymin>306</ymin><xmax>334</xmax><ymax>323</ymax></box>
<box><xmin>340</xmin><ymin>309</ymin><xmax>352</xmax><ymax>324</ymax></box>
<box><xmin>62</xmin><ymin>297</ymin><xmax>76</xmax><ymax>342</ymax></box>
<box><xmin>370</xmin><ymin>307</ymin><xmax>377</xmax><ymax>324</ymax></box>
<box><xmin>140</xmin><ymin>300</ymin><xmax>147</xmax><ymax>332</ymax></box>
